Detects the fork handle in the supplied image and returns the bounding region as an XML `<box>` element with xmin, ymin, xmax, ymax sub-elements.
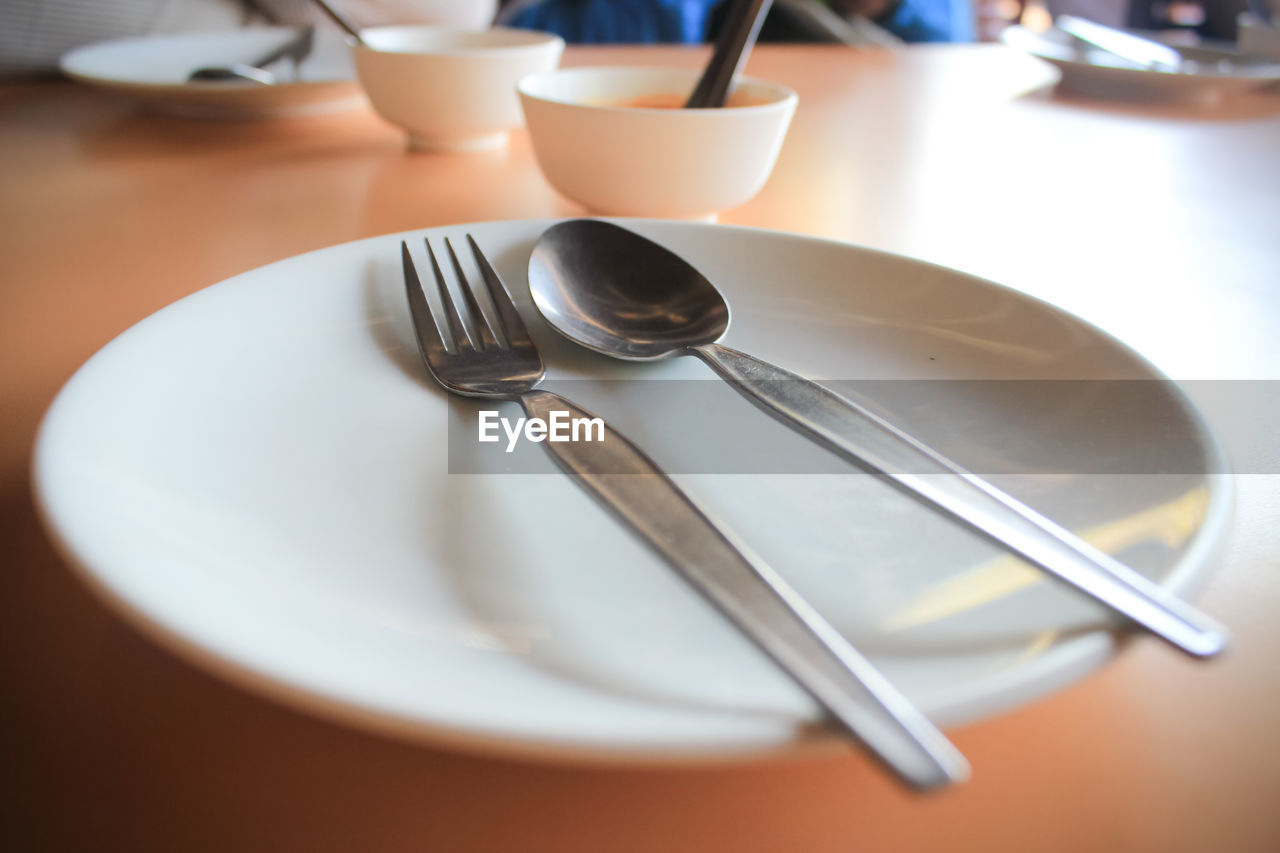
<box><xmin>517</xmin><ymin>389</ymin><xmax>969</xmax><ymax>790</ymax></box>
<box><xmin>690</xmin><ymin>343</ymin><xmax>1228</xmax><ymax>658</ymax></box>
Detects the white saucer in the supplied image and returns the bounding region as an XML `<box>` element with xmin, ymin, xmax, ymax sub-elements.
<box><xmin>1001</xmin><ymin>24</ymin><xmax>1280</xmax><ymax>102</ymax></box>
<box><xmin>33</xmin><ymin>220</ymin><xmax>1231</xmax><ymax>762</ymax></box>
<box><xmin>59</xmin><ymin>27</ymin><xmax>364</xmax><ymax>119</ymax></box>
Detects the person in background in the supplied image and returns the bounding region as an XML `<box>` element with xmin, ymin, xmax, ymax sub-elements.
<box><xmin>1</xmin><ymin>0</ymin><xmax>972</xmax><ymax>78</ymax></box>
<box><xmin>496</xmin><ymin>0</ymin><xmax>976</xmax><ymax>44</ymax></box>
<box><xmin>853</xmin><ymin>0</ymin><xmax>976</xmax><ymax>42</ymax></box>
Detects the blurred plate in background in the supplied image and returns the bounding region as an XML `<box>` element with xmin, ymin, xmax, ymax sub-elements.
<box><xmin>59</xmin><ymin>27</ymin><xmax>363</xmax><ymax>119</ymax></box>
<box><xmin>1001</xmin><ymin>24</ymin><xmax>1280</xmax><ymax>102</ymax></box>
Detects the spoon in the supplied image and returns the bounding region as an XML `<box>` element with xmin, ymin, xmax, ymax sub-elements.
<box><xmin>309</xmin><ymin>0</ymin><xmax>367</xmax><ymax>46</ymax></box>
<box><xmin>685</xmin><ymin>0</ymin><xmax>774</xmax><ymax>107</ymax></box>
<box><xmin>527</xmin><ymin>219</ymin><xmax>1228</xmax><ymax>659</ymax></box>
<box><xmin>188</xmin><ymin>25</ymin><xmax>315</xmax><ymax>85</ymax></box>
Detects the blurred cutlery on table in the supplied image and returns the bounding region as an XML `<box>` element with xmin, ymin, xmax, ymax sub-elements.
<box><xmin>1055</xmin><ymin>14</ymin><xmax>1185</xmax><ymax>71</ymax></box>
<box><xmin>187</xmin><ymin>24</ymin><xmax>315</xmax><ymax>84</ymax></box>
<box><xmin>309</xmin><ymin>0</ymin><xmax>367</xmax><ymax>46</ymax></box>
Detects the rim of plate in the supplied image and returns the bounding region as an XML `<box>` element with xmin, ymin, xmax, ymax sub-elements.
<box><xmin>1000</xmin><ymin>25</ymin><xmax>1280</xmax><ymax>85</ymax></box>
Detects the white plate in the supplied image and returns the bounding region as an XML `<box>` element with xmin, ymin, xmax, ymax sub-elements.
<box><xmin>1001</xmin><ymin>25</ymin><xmax>1280</xmax><ymax>102</ymax></box>
<box><xmin>59</xmin><ymin>28</ymin><xmax>364</xmax><ymax>119</ymax></box>
<box><xmin>33</xmin><ymin>220</ymin><xmax>1230</xmax><ymax>762</ymax></box>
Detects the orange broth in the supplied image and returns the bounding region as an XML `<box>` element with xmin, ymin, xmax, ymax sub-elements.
<box><xmin>610</xmin><ymin>91</ymin><xmax>771</xmax><ymax>109</ymax></box>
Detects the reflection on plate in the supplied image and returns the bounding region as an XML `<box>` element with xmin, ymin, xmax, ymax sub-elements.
<box><xmin>59</xmin><ymin>27</ymin><xmax>364</xmax><ymax>119</ymax></box>
<box><xmin>1001</xmin><ymin>24</ymin><xmax>1280</xmax><ymax>102</ymax></box>
<box><xmin>33</xmin><ymin>220</ymin><xmax>1231</xmax><ymax>762</ymax></box>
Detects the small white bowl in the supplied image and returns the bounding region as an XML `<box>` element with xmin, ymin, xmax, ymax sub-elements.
<box><xmin>355</xmin><ymin>26</ymin><xmax>564</xmax><ymax>152</ymax></box>
<box><xmin>518</xmin><ymin>67</ymin><xmax>797</xmax><ymax>219</ymax></box>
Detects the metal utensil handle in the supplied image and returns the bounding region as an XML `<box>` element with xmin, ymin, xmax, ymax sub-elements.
<box><xmin>518</xmin><ymin>389</ymin><xmax>969</xmax><ymax>790</ymax></box>
<box><xmin>692</xmin><ymin>343</ymin><xmax>1228</xmax><ymax>658</ymax></box>
<box><xmin>685</xmin><ymin>0</ymin><xmax>774</xmax><ymax>108</ymax></box>
<box><xmin>249</xmin><ymin>25</ymin><xmax>314</xmax><ymax>68</ymax></box>
<box><xmin>310</xmin><ymin>0</ymin><xmax>365</xmax><ymax>44</ymax></box>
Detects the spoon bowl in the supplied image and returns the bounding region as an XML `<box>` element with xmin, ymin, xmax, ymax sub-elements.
<box><xmin>529</xmin><ymin>220</ymin><xmax>729</xmax><ymax>359</ymax></box>
<box><xmin>187</xmin><ymin>63</ymin><xmax>277</xmax><ymax>85</ymax></box>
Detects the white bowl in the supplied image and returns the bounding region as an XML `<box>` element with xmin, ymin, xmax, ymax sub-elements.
<box><xmin>354</xmin><ymin>26</ymin><xmax>563</xmax><ymax>152</ymax></box>
<box><xmin>518</xmin><ymin>67</ymin><xmax>798</xmax><ymax>219</ymax></box>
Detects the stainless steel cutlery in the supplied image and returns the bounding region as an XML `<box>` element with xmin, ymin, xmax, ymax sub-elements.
<box><xmin>527</xmin><ymin>219</ymin><xmax>1227</xmax><ymax>659</ymax></box>
<box><xmin>400</xmin><ymin>234</ymin><xmax>970</xmax><ymax>790</ymax></box>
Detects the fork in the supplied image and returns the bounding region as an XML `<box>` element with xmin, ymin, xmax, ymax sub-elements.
<box><xmin>401</xmin><ymin>234</ymin><xmax>971</xmax><ymax>790</ymax></box>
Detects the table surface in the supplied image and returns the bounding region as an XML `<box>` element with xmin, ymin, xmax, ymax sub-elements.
<box><xmin>4</xmin><ymin>43</ymin><xmax>1280</xmax><ymax>852</ymax></box>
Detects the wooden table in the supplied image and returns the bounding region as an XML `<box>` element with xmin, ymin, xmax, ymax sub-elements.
<box><xmin>4</xmin><ymin>44</ymin><xmax>1279</xmax><ymax>852</ymax></box>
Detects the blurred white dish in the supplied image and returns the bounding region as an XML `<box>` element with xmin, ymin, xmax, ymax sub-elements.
<box><xmin>518</xmin><ymin>67</ymin><xmax>797</xmax><ymax>220</ymax></box>
<box><xmin>1001</xmin><ymin>24</ymin><xmax>1280</xmax><ymax>102</ymax></box>
<box><xmin>354</xmin><ymin>26</ymin><xmax>563</xmax><ymax>152</ymax></box>
<box><xmin>33</xmin><ymin>220</ymin><xmax>1230</xmax><ymax>762</ymax></box>
<box><xmin>59</xmin><ymin>27</ymin><xmax>363</xmax><ymax>119</ymax></box>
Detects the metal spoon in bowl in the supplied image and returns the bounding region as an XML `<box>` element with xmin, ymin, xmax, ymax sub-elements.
<box><xmin>685</xmin><ymin>0</ymin><xmax>774</xmax><ymax>107</ymax></box>
<box><xmin>527</xmin><ymin>219</ymin><xmax>1229</xmax><ymax>659</ymax></box>
<box><xmin>188</xmin><ymin>25</ymin><xmax>315</xmax><ymax>85</ymax></box>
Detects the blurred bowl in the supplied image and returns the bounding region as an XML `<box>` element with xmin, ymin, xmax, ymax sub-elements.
<box><xmin>355</xmin><ymin>26</ymin><xmax>563</xmax><ymax>152</ymax></box>
<box><xmin>517</xmin><ymin>67</ymin><xmax>797</xmax><ymax>219</ymax></box>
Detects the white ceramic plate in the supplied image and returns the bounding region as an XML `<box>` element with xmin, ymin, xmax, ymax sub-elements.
<box><xmin>59</xmin><ymin>27</ymin><xmax>363</xmax><ymax>119</ymax></box>
<box><xmin>1001</xmin><ymin>25</ymin><xmax>1280</xmax><ymax>102</ymax></box>
<box><xmin>33</xmin><ymin>220</ymin><xmax>1230</xmax><ymax>762</ymax></box>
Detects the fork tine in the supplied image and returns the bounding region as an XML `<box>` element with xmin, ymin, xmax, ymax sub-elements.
<box><xmin>444</xmin><ymin>237</ymin><xmax>500</xmax><ymax>351</ymax></box>
<box><xmin>466</xmin><ymin>233</ymin><xmax>533</xmax><ymax>349</ymax></box>
<box><xmin>401</xmin><ymin>241</ymin><xmax>450</xmax><ymax>360</ymax></box>
<box><xmin>424</xmin><ymin>238</ymin><xmax>472</xmax><ymax>351</ymax></box>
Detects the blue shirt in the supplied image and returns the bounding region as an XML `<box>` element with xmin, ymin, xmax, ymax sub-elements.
<box><xmin>504</xmin><ymin>0</ymin><xmax>974</xmax><ymax>45</ymax></box>
<box><xmin>877</xmin><ymin>0</ymin><xmax>974</xmax><ymax>42</ymax></box>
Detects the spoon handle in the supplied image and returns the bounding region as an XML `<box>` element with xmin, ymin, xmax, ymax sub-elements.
<box><xmin>691</xmin><ymin>343</ymin><xmax>1228</xmax><ymax>658</ymax></box>
<box><xmin>250</xmin><ymin>24</ymin><xmax>315</xmax><ymax>70</ymax></box>
<box><xmin>685</xmin><ymin>0</ymin><xmax>774</xmax><ymax>108</ymax></box>
<box><xmin>520</xmin><ymin>389</ymin><xmax>969</xmax><ymax>790</ymax></box>
<box><xmin>309</xmin><ymin>0</ymin><xmax>365</xmax><ymax>45</ymax></box>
